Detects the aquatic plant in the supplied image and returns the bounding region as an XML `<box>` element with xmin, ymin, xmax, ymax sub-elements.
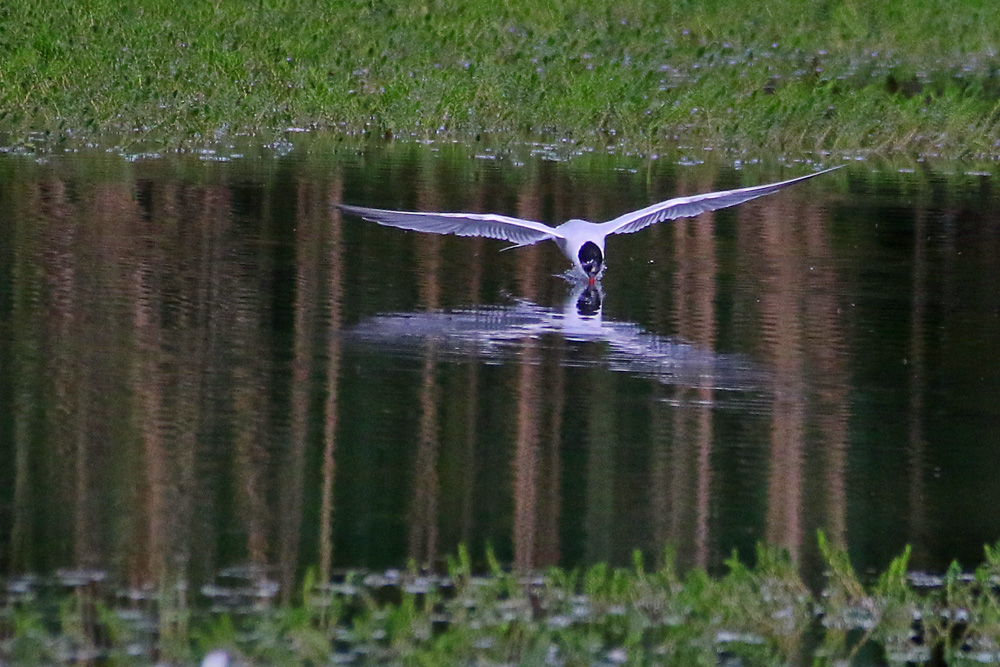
<box><xmin>7</xmin><ymin>535</ymin><xmax>1000</xmax><ymax>664</ymax></box>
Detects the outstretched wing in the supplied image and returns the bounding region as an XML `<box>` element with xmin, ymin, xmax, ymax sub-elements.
<box><xmin>337</xmin><ymin>204</ymin><xmax>563</xmax><ymax>246</ymax></box>
<box><xmin>602</xmin><ymin>165</ymin><xmax>843</xmax><ymax>236</ymax></box>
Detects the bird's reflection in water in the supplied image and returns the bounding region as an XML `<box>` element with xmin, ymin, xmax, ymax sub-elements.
<box><xmin>345</xmin><ymin>282</ymin><xmax>768</xmax><ymax>396</ymax></box>
<box><xmin>576</xmin><ymin>284</ymin><xmax>602</xmax><ymax>317</ymax></box>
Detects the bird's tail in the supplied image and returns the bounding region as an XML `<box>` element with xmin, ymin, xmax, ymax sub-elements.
<box><xmin>499</xmin><ymin>241</ymin><xmax>542</xmax><ymax>252</ymax></box>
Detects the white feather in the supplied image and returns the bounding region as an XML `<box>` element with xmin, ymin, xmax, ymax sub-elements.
<box><xmin>337</xmin><ymin>166</ymin><xmax>842</xmax><ymax>281</ymax></box>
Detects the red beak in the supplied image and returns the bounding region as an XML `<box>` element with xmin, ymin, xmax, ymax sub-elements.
<box><xmin>588</xmin><ymin>277</ymin><xmax>596</xmax><ymax>286</ymax></box>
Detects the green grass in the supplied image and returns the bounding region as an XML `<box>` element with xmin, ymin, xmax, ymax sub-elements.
<box><xmin>7</xmin><ymin>535</ymin><xmax>1000</xmax><ymax>664</ymax></box>
<box><xmin>3</xmin><ymin>0</ymin><xmax>1000</xmax><ymax>156</ymax></box>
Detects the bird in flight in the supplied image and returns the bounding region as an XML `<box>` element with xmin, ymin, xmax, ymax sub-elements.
<box><xmin>337</xmin><ymin>165</ymin><xmax>841</xmax><ymax>285</ymax></box>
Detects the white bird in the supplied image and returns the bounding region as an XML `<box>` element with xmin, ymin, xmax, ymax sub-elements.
<box><xmin>337</xmin><ymin>165</ymin><xmax>841</xmax><ymax>285</ymax></box>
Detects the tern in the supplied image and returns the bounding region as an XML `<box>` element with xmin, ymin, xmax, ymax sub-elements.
<box><xmin>337</xmin><ymin>165</ymin><xmax>841</xmax><ymax>285</ymax></box>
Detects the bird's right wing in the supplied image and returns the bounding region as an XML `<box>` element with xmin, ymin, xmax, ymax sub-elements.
<box><xmin>337</xmin><ymin>204</ymin><xmax>563</xmax><ymax>246</ymax></box>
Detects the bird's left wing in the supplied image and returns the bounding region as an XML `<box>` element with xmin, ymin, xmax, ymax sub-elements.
<box><xmin>601</xmin><ymin>165</ymin><xmax>842</xmax><ymax>236</ymax></box>
<box><xmin>337</xmin><ymin>204</ymin><xmax>563</xmax><ymax>246</ymax></box>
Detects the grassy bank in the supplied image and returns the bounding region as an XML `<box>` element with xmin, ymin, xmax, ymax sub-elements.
<box><xmin>6</xmin><ymin>535</ymin><xmax>1000</xmax><ymax>665</ymax></box>
<box><xmin>3</xmin><ymin>0</ymin><xmax>1000</xmax><ymax>157</ymax></box>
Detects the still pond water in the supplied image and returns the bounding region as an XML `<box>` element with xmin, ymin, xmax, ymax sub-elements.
<box><xmin>1</xmin><ymin>141</ymin><xmax>999</xmax><ymax>596</ymax></box>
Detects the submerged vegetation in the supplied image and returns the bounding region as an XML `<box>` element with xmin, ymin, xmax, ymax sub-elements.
<box><xmin>8</xmin><ymin>536</ymin><xmax>1000</xmax><ymax>665</ymax></box>
<box><xmin>3</xmin><ymin>0</ymin><xmax>1000</xmax><ymax>157</ymax></box>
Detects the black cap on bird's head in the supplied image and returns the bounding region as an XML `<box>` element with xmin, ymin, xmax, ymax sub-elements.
<box><xmin>578</xmin><ymin>241</ymin><xmax>604</xmax><ymax>285</ymax></box>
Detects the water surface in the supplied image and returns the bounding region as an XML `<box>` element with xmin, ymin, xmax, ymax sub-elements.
<box><xmin>1</xmin><ymin>143</ymin><xmax>998</xmax><ymax>595</ymax></box>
